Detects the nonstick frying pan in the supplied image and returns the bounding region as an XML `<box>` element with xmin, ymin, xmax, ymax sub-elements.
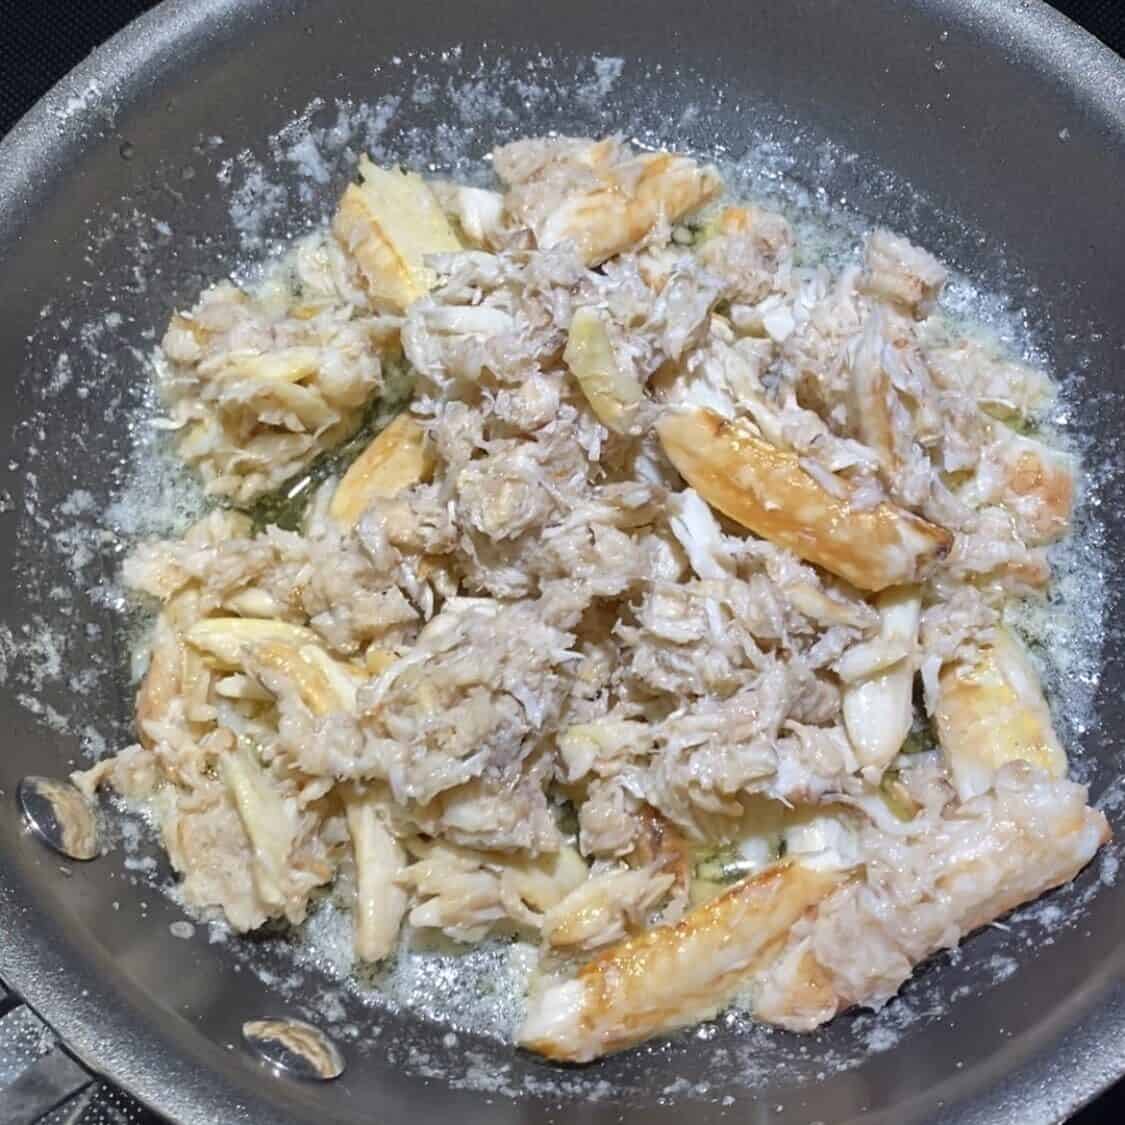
<box><xmin>0</xmin><ymin>1</ymin><xmax>1123</xmax><ymax>1122</ymax></box>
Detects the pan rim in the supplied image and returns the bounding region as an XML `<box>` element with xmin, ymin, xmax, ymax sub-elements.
<box><xmin>0</xmin><ymin>1</ymin><xmax>1123</xmax><ymax>1122</ymax></box>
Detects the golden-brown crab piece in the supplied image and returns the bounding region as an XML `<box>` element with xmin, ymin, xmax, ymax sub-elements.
<box><xmin>934</xmin><ymin>626</ymin><xmax>1066</xmax><ymax>800</ymax></box>
<box><xmin>329</xmin><ymin>413</ymin><xmax>435</xmax><ymax>528</ymax></box>
<box><xmin>657</xmin><ymin>406</ymin><xmax>952</xmax><ymax>592</ymax></box>
<box><xmin>535</xmin><ymin>148</ymin><xmax>721</xmax><ymax>266</ymax></box>
<box><xmin>333</xmin><ymin>157</ymin><xmax>461</xmax><ymax>313</ymax></box>
<box><xmin>518</xmin><ymin>863</ymin><xmax>840</xmax><ymax>1061</ymax></box>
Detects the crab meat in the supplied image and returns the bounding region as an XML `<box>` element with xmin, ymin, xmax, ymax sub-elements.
<box><xmin>212</xmin><ymin>346</ymin><xmax>322</xmax><ymax>385</ymax></box>
<box><xmin>657</xmin><ymin>406</ymin><xmax>952</xmax><ymax>591</ymax></box>
<box><xmin>963</xmin><ymin>428</ymin><xmax>1075</xmax><ymax>547</ymax></box>
<box><xmin>401</xmin><ymin>840</ymin><xmax>588</xmax><ymax>943</ymax></box>
<box><xmin>540</xmin><ymin>865</ymin><xmax>675</xmax><ymax>953</ymax></box>
<box><xmin>860</xmin><ymin>228</ymin><xmax>947</xmax><ymax>319</ymax></box>
<box><xmin>364</xmin><ymin>647</ymin><xmax>400</xmax><ymax>675</ymax></box>
<box><xmin>841</xmin><ymin>588</ymin><xmax>921</xmax><ymax>779</ymax></box>
<box><xmin>752</xmin><ymin>766</ymin><xmax>1108</xmax><ymax>1030</ymax></box>
<box><xmin>667</xmin><ymin>487</ymin><xmax>736</xmax><ymax>581</ymax></box>
<box><xmin>501</xmin><ymin>846</ymin><xmax>589</xmax><ymax>926</ymax></box>
<box><xmin>344</xmin><ymin>788</ymin><xmax>408</xmax><ymax>962</ymax></box>
<box><xmin>924</xmin><ymin>337</ymin><xmax>1053</xmax><ymax>422</ymax></box>
<box><xmin>136</xmin><ymin>612</ymin><xmax>183</xmax><ymax>746</ymax></box>
<box><xmin>254</xmin><ymin>641</ymin><xmax>362</xmax><ymax>716</ymax></box>
<box><xmin>438</xmin><ymin>184</ymin><xmax>507</xmax><ymax>249</ymax></box>
<box><xmin>784</xmin><ymin>582</ymin><xmax>876</xmax><ymax>630</ymax></box>
<box><xmin>224</xmin><ymin>588</ymin><xmax>282</xmax><ymax>619</ymax></box>
<box><xmin>935</xmin><ymin>626</ymin><xmax>1066</xmax><ymax>800</ymax></box>
<box><xmin>517</xmin><ymin>864</ymin><xmax>839</xmax><ymax>1061</ymax></box>
<box><xmin>185</xmin><ymin>618</ymin><xmax>323</xmax><ymax>669</ymax></box>
<box><xmin>329</xmin><ymin>413</ymin><xmax>434</xmax><ymax>527</ymax></box>
<box><xmin>252</xmin><ymin>641</ymin><xmax>343</xmax><ymax>716</ymax></box>
<box><xmin>847</xmin><ymin>313</ymin><xmax>902</xmax><ymax>475</ymax></box>
<box><xmin>220</xmin><ymin>743</ymin><xmax>299</xmax><ymax>911</ymax></box>
<box><xmin>783</xmin><ymin>811</ymin><xmax>865</xmax><ymax>872</ymax></box>
<box><xmin>504</xmin><ymin>139</ymin><xmax>721</xmax><ymax>266</ymax></box>
<box><xmin>696</xmin><ymin>204</ymin><xmax>794</xmax><ymax>302</ymax></box>
<box><xmin>563</xmin><ymin>306</ymin><xmax>645</xmax><ymax>433</ymax></box>
<box><xmin>158</xmin><ymin>276</ymin><xmax>385</xmax><ymax>505</ymax></box>
<box><xmin>332</xmin><ymin>157</ymin><xmax>461</xmax><ymax>313</ymax></box>
<box><xmin>186</xmin><ymin>618</ymin><xmax>361</xmax><ymax>715</ymax></box>
<box><xmin>82</xmin><ymin>133</ymin><xmax>1103</xmax><ymax>1051</ymax></box>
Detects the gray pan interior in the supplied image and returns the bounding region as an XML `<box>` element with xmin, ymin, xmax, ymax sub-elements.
<box><xmin>1</xmin><ymin>1</ymin><xmax>1124</xmax><ymax>1123</ymax></box>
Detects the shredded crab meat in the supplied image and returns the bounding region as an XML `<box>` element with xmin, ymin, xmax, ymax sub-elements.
<box><xmin>751</xmin><ymin>763</ymin><xmax>1108</xmax><ymax>1030</ymax></box>
<box><xmin>159</xmin><ymin>236</ymin><xmax>393</xmax><ymax>504</ymax></box>
<box><xmin>75</xmin><ymin>135</ymin><xmax>1105</xmax><ymax>1061</ymax></box>
<box><xmin>495</xmin><ymin>136</ymin><xmax>722</xmax><ymax>265</ymax></box>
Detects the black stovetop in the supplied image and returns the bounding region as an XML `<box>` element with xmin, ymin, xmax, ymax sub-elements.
<box><xmin>0</xmin><ymin>2</ymin><xmax>1122</xmax><ymax>1123</ymax></box>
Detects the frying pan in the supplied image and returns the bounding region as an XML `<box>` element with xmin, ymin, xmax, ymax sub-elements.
<box><xmin>1</xmin><ymin>1</ymin><xmax>1123</xmax><ymax>1122</ymax></box>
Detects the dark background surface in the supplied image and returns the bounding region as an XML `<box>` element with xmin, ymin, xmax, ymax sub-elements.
<box><xmin>0</xmin><ymin>1</ymin><xmax>1122</xmax><ymax>1123</ymax></box>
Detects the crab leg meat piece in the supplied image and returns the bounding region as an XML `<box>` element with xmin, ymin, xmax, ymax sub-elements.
<box><xmin>251</xmin><ymin>641</ymin><xmax>361</xmax><ymax>716</ymax></box>
<box><xmin>564</xmin><ymin>306</ymin><xmax>645</xmax><ymax>433</ymax></box>
<box><xmin>860</xmin><ymin>228</ymin><xmax>947</xmax><ymax>319</ymax></box>
<box><xmin>752</xmin><ymin>767</ymin><xmax>1108</xmax><ymax>1031</ymax></box>
<box><xmin>344</xmin><ymin>788</ymin><xmax>408</xmax><ymax>962</ymax></box>
<box><xmin>329</xmin><ymin>413</ymin><xmax>434</xmax><ymax>528</ymax></box>
<box><xmin>657</xmin><ymin>406</ymin><xmax>952</xmax><ymax>592</ymax></box>
<box><xmin>185</xmin><ymin>618</ymin><xmax>323</xmax><ymax>669</ymax></box>
<box><xmin>136</xmin><ymin>612</ymin><xmax>183</xmax><ymax>746</ymax></box>
<box><xmin>332</xmin><ymin>156</ymin><xmax>461</xmax><ymax>313</ymax></box>
<box><xmin>187</xmin><ymin>618</ymin><xmax>361</xmax><ymax>715</ymax></box>
<box><xmin>209</xmin><ymin>346</ymin><xmax>322</xmax><ymax>385</ymax></box>
<box><xmin>517</xmin><ymin>863</ymin><xmax>839</xmax><ymax>1062</ymax></box>
<box><xmin>841</xmin><ymin>588</ymin><xmax>921</xmax><ymax>779</ymax></box>
<box><xmin>537</xmin><ymin>151</ymin><xmax>721</xmax><ymax>267</ymax></box>
<box><xmin>219</xmin><ymin>743</ymin><xmax>299</xmax><ymax>911</ymax></box>
<box><xmin>963</xmin><ymin>429</ymin><xmax>1075</xmax><ymax>547</ymax></box>
<box><xmin>847</xmin><ymin>313</ymin><xmax>900</xmax><ymax>476</ymax></box>
<box><xmin>935</xmin><ymin>626</ymin><xmax>1066</xmax><ymax>800</ymax></box>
